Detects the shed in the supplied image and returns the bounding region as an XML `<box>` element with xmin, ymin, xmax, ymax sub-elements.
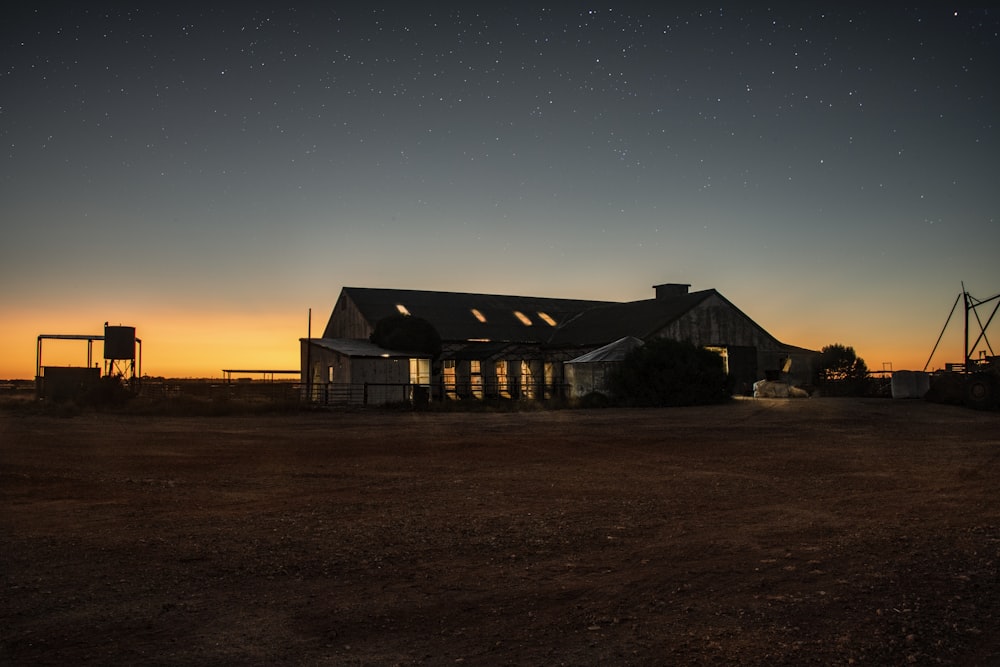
<box><xmin>564</xmin><ymin>336</ymin><xmax>645</xmax><ymax>398</ymax></box>
<box><xmin>301</xmin><ymin>338</ymin><xmax>431</xmax><ymax>406</ymax></box>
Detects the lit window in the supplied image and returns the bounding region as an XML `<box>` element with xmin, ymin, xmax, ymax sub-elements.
<box><xmin>409</xmin><ymin>358</ymin><xmax>430</xmax><ymax>385</ymax></box>
<box><xmin>520</xmin><ymin>360</ymin><xmax>536</xmax><ymax>399</ymax></box>
<box><xmin>537</xmin><ymin>311</ymin><xmax>557</xmax><ymax>326</ymax></box>
<box><xmin>513</xmin><ymin>310</ymin><xmax>532</xmax><ymax>326</ymax></box>
<box><xmin>470</xmin><ymin>360</ymin><xmax>483</xmax><ymax>399</ymax></box>
<box><xmin>471</xmin><ymin>308</ymin><xmax>487</xmax><ymax>323</ymax></box>
<box><xmin>442</xmin><ymin>360</ymin><xmax>457</xmax><ymax>399</ymax></box>
<box><xmin>396</xmin><ymin>304</ymin><xmax>410</xmax><ymax>316</ymax></box>
<box><xmin>496</xmin><ymin>360</ymin><xmax>510</xmax><ymax>397</ymax></box>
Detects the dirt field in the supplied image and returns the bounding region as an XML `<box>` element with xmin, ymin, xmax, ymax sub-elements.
<box><xmin>2</xmin><ymin>398</ymin><xmax>999</xmax><ymax>665</ymax></box>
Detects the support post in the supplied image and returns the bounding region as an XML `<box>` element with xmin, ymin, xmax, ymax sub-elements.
<box><xmin>306</xmin><ymin>308</ymin><xmax>312</xmax><ymax>402</ymax></box>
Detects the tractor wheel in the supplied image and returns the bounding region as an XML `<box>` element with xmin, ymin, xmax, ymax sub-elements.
<box><xmin>964</xmin><ymin>373</ymin><xmax>999</xmax><ymax>410</ymax></box>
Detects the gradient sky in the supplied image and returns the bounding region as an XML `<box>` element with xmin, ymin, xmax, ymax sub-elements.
<box><xmin>3</xmin><ymin>5</ymin><xmax>998</xmax><ymax>379</ymax></box>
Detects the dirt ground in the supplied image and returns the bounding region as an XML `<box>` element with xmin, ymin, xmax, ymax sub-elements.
<box><xmin>2</xmin><ymin>398</ymin><xmax>999</xmax><ymax>665</ymax></box>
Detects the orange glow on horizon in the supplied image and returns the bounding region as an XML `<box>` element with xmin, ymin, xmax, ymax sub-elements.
<box><xmin>1</xmin><ymin>305</ymin><xmax>306</xmax><ymax>380</ymax></box>
<box><xmin>0</xmin><ymin>295</ymin><xmax>971</xmax><ymax>380</ymax></box>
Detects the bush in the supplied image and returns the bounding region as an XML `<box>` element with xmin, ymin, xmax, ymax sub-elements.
<box><xmin>577</xmin><ymin>391</ymin><xmax>612</xmax><ymax>409</ymax></box>
<box><xmin>609</xmin><ymin>338</ymin><xmax>731</xmax><ymax>407</ymax></box>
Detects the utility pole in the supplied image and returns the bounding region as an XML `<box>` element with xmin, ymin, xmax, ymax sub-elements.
<box><xmin>306</xmin><ymin>308</ymin><xmax>312</xmax><ymax>402</ymax></box>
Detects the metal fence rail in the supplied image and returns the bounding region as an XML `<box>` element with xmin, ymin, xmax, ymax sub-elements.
<box><xmin>135</xmin><ymin>379</ymin><xmax>570</xmax><ymax>406</ymax></box>
<box><xmin>140</xmin><ymin>380</ymin><xmax>302</xmax><ymax>403</ymax></box>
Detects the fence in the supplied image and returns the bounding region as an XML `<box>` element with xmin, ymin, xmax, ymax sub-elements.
<box><xmin>139</xmin><ymin>380</ymin><xmax>302</xmax><ymax>403</ymax></box>
<box><xmin>305</xmin><ymin>381</ymin><xmax>568</xmax><ymax>406</ymax></box>
<box><xmin>136</xmin><ymin>379</ymin><xmax>570</xmax><ymax>407</ymax></box>
<box><xmin>437</xmin><ymin>380</ymin><xmax>568</xmax><ymax>402</ymax></box>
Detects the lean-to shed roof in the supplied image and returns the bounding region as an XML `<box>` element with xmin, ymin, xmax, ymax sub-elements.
<box><xmin>307</xmin><ymin>338</ymin><xmax>430</xmax><ymax>358</ymax></box>
<box><xmin>566</xmin><ymin>336</ymin><xmax>645</xmax><ymax>363</ymax></box>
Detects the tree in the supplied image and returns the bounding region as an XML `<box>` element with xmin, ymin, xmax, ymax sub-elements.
<box><xmin>609</xmin><ymin>338</ymin><xmax>731</xmax><ymax>407</ymax></box>
<box><xmin>816</xmin><ymin>343</ymin><xmax>869</xmax><ymax>395</ymax></box>
<box><xmin>370</xmin><ymin>314</ymin><xmax>442</xmax><ymax>358</ymax></box>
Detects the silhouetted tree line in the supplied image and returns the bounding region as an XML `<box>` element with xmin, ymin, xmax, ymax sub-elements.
<box><xmin>815</xmin><ymin>343</ymin><xmax>871</xmax><ymax>396</ymax></box>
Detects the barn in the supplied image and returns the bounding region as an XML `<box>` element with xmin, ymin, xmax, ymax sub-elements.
<box><xmin>302</xmin><ymin>282</ymin><xmax>818</xmax><ymax>403</ymax></box>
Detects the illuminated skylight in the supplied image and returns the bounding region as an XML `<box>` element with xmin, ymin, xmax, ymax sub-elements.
<box><xmin>537</xmin><ymin>311</ymin><xmax>557</xmax><ymax>326</ymax></box>
<box><xmin>395</xmin><ymin>304</ymin><xmax>410</xmax><ymax>316</ymax></box>
<box><xmin>471</xmin><ymin>308</ymin><xmax>487</xmax><ymax>323</ymax></box>
<box><xmin>513</xmin><ymin>310</ymin><xmax>532</xmax><ymax>326</ymax></box>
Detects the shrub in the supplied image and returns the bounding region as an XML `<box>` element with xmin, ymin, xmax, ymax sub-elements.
<box><xmin>609</xmin><ymin>338</ymin><xmax>730</xmax><ymax>407</ymax></box>
<box><xmin>370</xmin><ymin>314</ymin><xmax>442</xmax><ymax>357</ymax></box>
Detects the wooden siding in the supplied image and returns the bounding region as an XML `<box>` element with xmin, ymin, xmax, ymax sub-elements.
<box><xmin>651</xmin><ymin>294</ymin><xmax>817</xmax><ymax>387</ymax></box>
<box><xmin>301</xmin><ymin>340</ymin><xmax>420</xmax><ymax>405</ymax></box>
<box><xmin>654</xmin><ymin>294</ymin><xmax>782</xmax><ymax>350</ymax></box>
<box><xmin>323</xmin><ymin>292</ymin><xmax>374</xmax><ymax>339</ymax></box>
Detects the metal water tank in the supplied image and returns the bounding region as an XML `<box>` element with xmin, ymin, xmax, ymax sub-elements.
<box><xmin>891</xmin><ymin>370</ymin><xmax>930</xmax><ymax>399</ymax></box>
<box><xmin>104</xmin><ymin>325</ymin><xmax>136</xmax><ymax>360</ymax></box>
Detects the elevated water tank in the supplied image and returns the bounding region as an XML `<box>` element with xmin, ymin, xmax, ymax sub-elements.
<box><xmin>104</xmin><ymin>325</ymin><xmax>136</xmax><ymax>360</ymax></box>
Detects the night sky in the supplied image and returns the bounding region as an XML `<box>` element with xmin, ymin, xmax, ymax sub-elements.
<box><xmin>3</xmin><ymin>5</ymin><xmax>998</xmax><ymax>378</ymax></box>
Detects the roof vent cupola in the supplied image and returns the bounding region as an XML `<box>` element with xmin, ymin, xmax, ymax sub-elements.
<box><xmin>653</xmin><ymin>283</ymin><xmax>691</xmax><ymax>299</ymax></box>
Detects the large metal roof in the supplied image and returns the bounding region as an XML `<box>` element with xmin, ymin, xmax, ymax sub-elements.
<box><xmin>547</xmin><ymin>290</ymin><xmax>717</xmax><ymax>346</ymax></box>
<box><xmin>323</xmin><ymin>285</ymin><xmax>786</xmax><ymax>351</ymax></box>
<box><xmin>337</xmin><ymin>286</ymin><xmax>614</xmax><ymax>344</ymax></box>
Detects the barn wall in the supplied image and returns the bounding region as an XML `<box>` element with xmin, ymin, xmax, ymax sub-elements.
<box><xmin>777</xmin><ymin>349</ymin><xmax>820</xmax><ymax>386</ymax></box>
<box><xmin>656</xmin><ymin>294</ymin><xmax>781</xmax><ymax>350</ymax></box>
<box><xmin>347</xmin><ymin>357</ymin><xmax>409</xmax><ymax>385</ymax></box>
<box><xmin>323</xmin><ymin>292</ymin><xmax>373</xmax><ymax>339</ymax></box>
<box><xmin>349</xmin><ymin>357</ymin><xmax>412</xmax><ymax>405</ymax></box>
<box><xmin>652</xmin><ymin>294</ymin><xmax>817</xmax><ymax>387</ymax></box>
<box><xmin>301</xmin><ymin>343</ymin><xmax>351</xmax><ymax>385</ymax></box>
